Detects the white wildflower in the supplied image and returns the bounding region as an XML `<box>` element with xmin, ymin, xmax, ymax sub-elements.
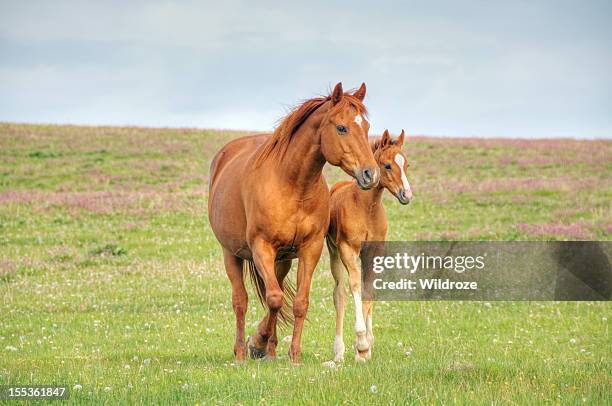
<box><xmin>322</xmin><ymin>360</ymin><xmax>336</xmax><ymax>369</ymax></box>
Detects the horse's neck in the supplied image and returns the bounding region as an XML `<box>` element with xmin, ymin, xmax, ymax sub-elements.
<box><xmin>355</xmin><ymin>182</ymin><xmax>385</xmax><ymax>210</ymax></box>
<box><xmin>275</xmin><ymin>115</ymin><xmax>326</xmax><ymax>198</ymax></box>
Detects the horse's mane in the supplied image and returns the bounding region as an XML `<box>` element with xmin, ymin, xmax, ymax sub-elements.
<box><xmin>369</xmin><ymin>137</ymin><xmax>383</xmax><ymax>152</ymax></box>
<box><xmin>255</xmin><ymin>91</ymin><xmax>367</xmax><ymax>166</ymax></box>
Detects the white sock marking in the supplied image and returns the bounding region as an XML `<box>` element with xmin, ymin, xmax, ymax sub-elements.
<box><xmin>353</xmin><ymin>292</ymin><xmax>366</xmax><ymax>333</ymax></box>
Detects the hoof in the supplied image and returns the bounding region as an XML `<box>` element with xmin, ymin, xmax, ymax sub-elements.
<box><xmin>356</xmin><ymin>334</ymin><xmax>369</xmax><ymax>353</ymax></box>
<box><xmin>288</xmin><ymin>350</ymin><xmax>301</xmax><ymax>365</ymax></box>
<box><xmin>247</xmin><ymin>336</ymin><xmax>267</xmax><ymax>359</ymax></box>
<box><xmin>263</xmin><ymin>353</ymin><xmax>277</xmax><ymax>362</ymax></box>
<box><xmin>355</xmin><ymin>344</ymin><xmax>370</xmax><ymax>363</ymax></box>
<box><xmin>354</xmin><ymin>352</ymin><xmax>368</xmax><ymax>363</ymax></box>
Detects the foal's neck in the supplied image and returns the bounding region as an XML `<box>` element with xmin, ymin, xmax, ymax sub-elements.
<box><xmin>358</xmin><ymin>182</ymin><xmax>385</xmax><ymax>209</ymax></box>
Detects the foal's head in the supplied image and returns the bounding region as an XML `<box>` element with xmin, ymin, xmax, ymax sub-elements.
<box><xmin>320</xmin><ymin>83</ymin><xmax>379</xmax><ymax>190</ymax></box>
<box><xmin>373</xmin><ymin>129</ymin><xmax>413</xmax><ymax>205</ymax></box>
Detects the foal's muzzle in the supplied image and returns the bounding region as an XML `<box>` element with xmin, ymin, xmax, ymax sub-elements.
<box><xmin>355</xmin><ymin>167</ymin><xmax>379</xmax><ymax>190</ymax></box>
<box><xmin>397</xmin><ymin>187</ymin><xmax>412</xmax><ymax>205</ymax></box>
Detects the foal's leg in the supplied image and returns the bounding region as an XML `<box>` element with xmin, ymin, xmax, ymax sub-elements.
<box><xmin>362</xmin><ymin>300</ymin><xmax>374</xmax><ymax>360</ymax></box>
<box><xmin>289</xmin><ymin>238</ymin><xmax>324</xmax><ymax>364</ymax></box>
<box><xmin>338</xmin><ymin>242</ymin><xmax>369</xmax><ymax>361</ymax></box>
<box><xmin>248</xmin><ymin>239</ymin><xmax>283</xmax><ymax>359</ymax></box>
<box><xmin>223</xmin><ymin>248</ymin><xmax>247</xmax><ymax>362</ymax></box>
<box><xmin>264</xmin><ymin>259</ymin><xmax>292</xmax><ymax>359</ymax></box>
<box><xmin>328</xmin><ymin>241</ymin><xmax>347</xmax><ymax>362</ymax></box>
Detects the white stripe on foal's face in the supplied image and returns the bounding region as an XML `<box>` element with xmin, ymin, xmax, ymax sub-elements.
<box><xmin>394</xmin><ymin>153</ymin><xmax>411</xmax><ymax>192</ymax></box>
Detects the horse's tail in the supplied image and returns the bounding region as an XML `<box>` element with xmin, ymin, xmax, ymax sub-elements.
<box><xmin>244</xmin><ymin>260</ymin><xmax>295</xmax><ymax>326</ymax></box>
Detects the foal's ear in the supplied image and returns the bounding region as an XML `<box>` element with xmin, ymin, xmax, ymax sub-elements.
<box><xmin>353</xmin><ymin>82</ymin><xmax>366</xmax><ymax>101</ymax></box>
<box><xmin>331</xmin><ymin>82</ymin><xmax>343</xmax><ymax>105</ymax></box>
<box><xmin>396</xmin><ymin>129</ymin><xmax>405</xmax><ymax>146</ymax></box>
<box><xmin>380</xmin><ymin>129</ymin><xmax>391</xmax><ymax>149</ymax></box>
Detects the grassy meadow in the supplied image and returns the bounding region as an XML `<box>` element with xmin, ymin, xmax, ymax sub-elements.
<box><xmin>0</xmin><ymin>122</ymin><xmax>610</xmax><ymax>404</ymax></box>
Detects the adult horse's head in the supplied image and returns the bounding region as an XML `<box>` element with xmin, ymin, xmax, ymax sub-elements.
<box><xmin>320</xmin><ymin>82</ymin><xmax>379</xmax><ymax>189</ymax></box>
<box><xmin>373</xmin><ymin>129</ymin><xmax>413</xmax><ymax>205</ymax></box>
<box><xmin>255</xmin><ymin>82</ymin><xmax>379</xmax><ymax>189</ymax></box>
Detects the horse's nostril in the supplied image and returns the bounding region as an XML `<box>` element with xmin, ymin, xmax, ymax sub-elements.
<box><xmin>363</xmin><ymin>169</ymin><xmax>372</xmax><ymax>183</ymax></box>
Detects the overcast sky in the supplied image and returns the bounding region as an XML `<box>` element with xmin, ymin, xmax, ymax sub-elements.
<box><xmin>1</xmin><ymin>1</ymin><xmax>610</xmax><ymax>138</ymax></box>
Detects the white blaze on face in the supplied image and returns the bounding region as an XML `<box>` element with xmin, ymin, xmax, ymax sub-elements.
<box><xmin>354</xmin><ymin>114</ymin><xmax>368</xmax><ymax>129</ymax></box>
<box><xmin>394</xmin><ymin>153</ymin><xmax>412</xmax><ymax>195</ymax></box>
<box><xmin>354</xmin><ymin>114</ymin><xmax>363</xmax><ymax>127</ymax></box>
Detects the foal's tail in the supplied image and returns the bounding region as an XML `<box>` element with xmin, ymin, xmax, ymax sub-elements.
<box><xmin>245</xmin><ymin>260</ymin><xmax>295</xmax><ymax>326</ymax></box>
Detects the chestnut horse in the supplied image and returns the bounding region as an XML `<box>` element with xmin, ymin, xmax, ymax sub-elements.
<box><xmin>208</xmin><ymin>83</ymin><xmax>379</xmax><ymax>363</ymax></box>
<box><xmin>326</xmin><ymin>129</ymin><xmax>412</xmax><ymax>362</ymax></box>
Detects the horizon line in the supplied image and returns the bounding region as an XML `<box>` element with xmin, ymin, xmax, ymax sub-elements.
<box><xmin>0</xmin><ymin>120</ymin><xmax>610</xmax><ymax>142</ymax></box>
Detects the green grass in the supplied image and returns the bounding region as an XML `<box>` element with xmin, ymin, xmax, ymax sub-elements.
<box><xmin>0</xmin><ymin>123</ymin><xmax>610</xmax><ymax>404</ymax></box>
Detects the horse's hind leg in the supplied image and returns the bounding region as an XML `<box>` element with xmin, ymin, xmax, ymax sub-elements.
<box><xmin>248</xmin><ymin>239</ymin><xmax>283</xmax><ymax>359</ymax></box>
<box><xmin>223</xmin><ymin>248</ymin><xmax>247</xmax><ymax>362</ymax></box>
<box><xmin>328</xmin><ymin>241</ymin><xmax>347</xmax><ymax>362</ymax></box>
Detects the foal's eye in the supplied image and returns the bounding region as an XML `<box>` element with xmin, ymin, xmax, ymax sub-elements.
<box><xmin>384</xmin><ymin>163</ymin><xmax>392</xmax><ymax>170</ymax></box>
<box><xmin>336</xmin><ymin>125</ymin><xmax>348</xmax><ymax>134</ymax></box>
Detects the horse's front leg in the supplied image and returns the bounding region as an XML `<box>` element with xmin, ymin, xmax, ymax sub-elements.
<box><xmin>289</xmin><ymin>238</ymin><xmax>324</xmax><ymax>364</ymax></box>
<box><xmin>264</xmin><ymin>259</ymin><xmax>292</xmax><ymax>359</ymax></box>
<box><xmin>327</xmin><ymin>240</ymin><xmax>347</xmax><ymax>362</ymax></box>
<box><xmin>362</xmin><ymin>300</ymin><xmax>374</xmax><ymax>360</ymax></box>
<box><xmin>247</xmin><ymin>239</ymin><xmax>283</xmax><ymax>359</ymax></box>
<box><xmin>338</xmin><ymin>242</ymin><xmax>369</xmax><ymax>362</ymax></box>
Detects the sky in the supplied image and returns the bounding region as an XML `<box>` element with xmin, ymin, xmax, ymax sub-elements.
<box><xmin>1</xmin><ymin>0</ymin><xmax>610</xmax><ymax>138</ymax></box>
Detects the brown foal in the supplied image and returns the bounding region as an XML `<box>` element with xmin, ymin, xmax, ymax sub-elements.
<box><xmin>208</xmin><ymin>83</ymin><xmax>379</xmax><ymax>363</ymax></box>
<box><xmin>326</xmin><ymin>129</ymin><xmax>412</xmax><ymax>362</ymax></box>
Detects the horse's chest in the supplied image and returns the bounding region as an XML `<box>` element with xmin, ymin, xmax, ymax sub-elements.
<box><xmin>255</xmin><ymin>199</ymin><xmax>327</xmax><ymax>246</ymax></box>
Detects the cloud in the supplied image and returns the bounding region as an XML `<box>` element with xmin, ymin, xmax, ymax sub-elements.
<box><xmin>0</xmin><ymin>0</ymin><xmax>610</xmax><ymax>138</ymax></box>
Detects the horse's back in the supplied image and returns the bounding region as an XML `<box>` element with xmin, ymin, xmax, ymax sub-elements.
<box><xmin>330</xmin><ymin>180</ymin><xmax>355</xmax><ymax>197</ymax></box>
<box><xmin>209</xmin><ymin>134</ymin><xmax>269</xmax><ymax>191</ymax></box>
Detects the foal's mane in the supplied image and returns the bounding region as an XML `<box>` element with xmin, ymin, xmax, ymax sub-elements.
<box><xmin>370</xmin><ymin>136</ymin><xmax>400</xmax><ymax>152</ymax></box>
<box><xmin>255</xmin><ymin>91</ymin><xmax>367</xmax><ymax>166</ymax></box>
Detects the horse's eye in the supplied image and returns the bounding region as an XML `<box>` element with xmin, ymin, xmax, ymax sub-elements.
<box><xmin>336</xmin><ymin>125</ymin><xmax>348</xmax><ymax>134</ymax></box>
<box><xmin>384</xmin><ymin>163</ymin><xmax>392</xmax><ymax>170</ymax></box>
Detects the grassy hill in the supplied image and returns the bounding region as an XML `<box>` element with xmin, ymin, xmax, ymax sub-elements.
<box><xmin>0</xmin><ymin>123</ymin><xmax>610</xmax><ymax>403</ymax></box>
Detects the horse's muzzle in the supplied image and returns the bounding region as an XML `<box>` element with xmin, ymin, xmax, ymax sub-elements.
<box><xmin>397</xmin><ymin>187</ymin><xmax>412</xmax><ymax>205</ymax></box>
<box><xmin>356</xmin><ymin>167</ymin><xmax>379</xmax><ymax>190</ymax></box>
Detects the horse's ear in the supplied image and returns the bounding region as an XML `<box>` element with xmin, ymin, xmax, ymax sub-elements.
<box><xmin>380</xmin><ymin>129</ymin><xmax>391</xmax><ymax>149</ymax></box>
<box><xmin>396</xmin><ymin>129</ymin><xmax>405</xmax><ymax>146</ymax></box>
<box><xmin>354</xmin><ymin>82</ymin><xmax>366</xmax><ymax>101</ymax></box>
<box><xmin>331</xmin><ymin>82</ymin><xmax>343</xmax><ymax>105</ymax></box>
